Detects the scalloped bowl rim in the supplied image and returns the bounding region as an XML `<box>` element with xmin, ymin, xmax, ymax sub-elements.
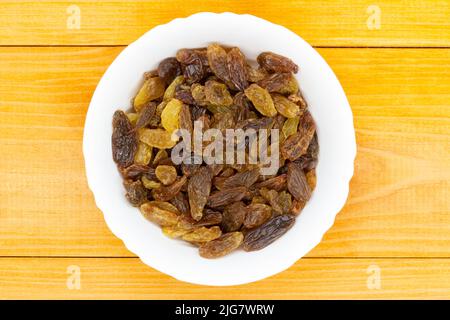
<box><xmin>83</xmin><ymin>12</ymin><xmax>356</xmax><ymax>286</ymax></box>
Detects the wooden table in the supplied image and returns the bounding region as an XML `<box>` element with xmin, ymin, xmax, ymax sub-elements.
<box><xmin>0</xmin><ymin>1</ymin><xmax>449</xmax><ymax>299</ymax></box>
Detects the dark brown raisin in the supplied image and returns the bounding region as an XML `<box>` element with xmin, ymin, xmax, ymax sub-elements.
<box><xmin>243</xmin><ymin>215</ymin><xmax>295</xmax><ymax>251</ymax></box>
<box><xmin>221</xmin><ymin>168</ymin><xmax>260</xmax><ymax>189</ymax></box>
<box><xmin>135</xmin><ymin>102</ymin><xmax>156</xmax><ymax>130</ymax></box>
<box><xmin>169</xmin><ymin>192</ymin><xmax>190</xmax><ymax>215</ymax></box>
<box><xmin>287</xmin><ymin>162</ymin><xmax>311</xmax><ymax>202</ymax></box>
<box><xmin>188</xmin><ymin>167</ymin><xmax>213</xmax><ymax>221</ymax></box>
<box><xmin>175</xmin><ymin>89</ymin><xmax>196</xmax><ymax>105</ymax></box>
<box><xmin>157</xmin><ymin>57</ymin><xmax>181</xmax><ymax>85</ymax></box>
<box><xmin>257</xmin><ymin>52</ymin><xmax>299</xmax><ymax>73</ymax></box>
<box><xmin>254</xmin><ymin>173</ymin><xmax>287</xmax><ymax>191</ymax></box>
<box><xmin>112</xmin><ymin>110</ymin><xmax>137</xmax><ymax>167</ymax></box>
<box><xmin>207</xmin><ymin>186</ymin><xmax>248</xmax><ymax>208</ymax></box>
<box><xmin>222</xmin><ymin>201</ymin><xmax>246</xmax><ymax>232</ymax></box>
<box><xmin>123</xmin><ymin>180</ymin><xmax>147</xmax><ymax>206</ymax></box>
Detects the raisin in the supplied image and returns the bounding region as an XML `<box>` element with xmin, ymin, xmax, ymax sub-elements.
<box><xmin>139</xmin><ymin>128</ymin><xmax>177</xmax><ymax>149</ymax></box>
<box><xmin>191</xmin><ymin>83</ymin><xmax>208</xmax><ymax>106</ymax></box>
<box><xmin>133</xmin><ymin>77</ymin><xmax>165</xmax><ymax>111</ymax></box>
<box><xmin>272</xmin><ymin>93</ymin><xmax>301</xmax><ymax>118</ymax></box>
<box><xmin>169</xmin><ymin>192</ymin><xmax>190</xmax><ymax>215</ymax></box>
<box><xmin>151</xmin><ymin>175</ymin><xmax>187</xmax><ymax>201</ymax></box>
<box><xmin>287</xmin><ymin>162</ymin><xmax>311</xmax><ymax>202</ymax></box>
<box><xmin>258</xmin><ymin>73</ymin><xmax>299</xmax><ymax>94</ymax></box>
<box><xmin>281</xmin><ymin>111</ymin><xmax>316</xmax><ymax>161</ymax></box>
<box><xmin>188</xmin><ymin>167</ymin><xmax>213</xmax><ymax>221</ymax></box>
<box><xmin>134</xmin><ymin>142</ymin><xmax>153</xmax><ymax>165</ymax></box>
<box><xmin>244</xmin><ymin>84</ymin><xmax>277</xmax><ymax>117</ymax></box>
<box><xmin>162</xmin><ymin>226</ymin><xmax>190</xmax><ymax>238</ymax></box>
<box><xmin>179</xmin><ymin>103</ymin><xmax>193</xmax><ymax>135</ymax></box>
<box><xmin>221</xmin><ymin>201</ymin><xmax>246</xmax><ymax>232</ymax></box>
<box><xmin>120</xmin><ymin>164</ymin><xmax>155</xmax><ymax>180</ymax></box>
<box><xmin>254</xmin><ymin>174</ymin><xmax>287</xmax><ymax>191</ymax></box>
<box><xmin>126</xmin><ymin>112</ymin><xmax>138</xmax><ymax>125</ymax></box>
<box><xmin>161</xmin><ymin>98</ymin><xmax>182</xmax><ymax>134</ymax></box>
<box><xmin>227</xmin><ymin>47</ymin><xmax>248</xmax><ymax>91</ymax></box>
<box><xmin>221</xmin><ymin>168</ymin><xmax>260</xmax><ymax>189</ymax></box>
<box><xmin>135</xmin><ymin>102</ymin><xmax>157</xmax><ymax>130</ymax></box>
<box><xmin>243</xmin><ymin>204</ymin><xmax>272</xmax><ymax>229</ymax></box>
<box><xmin>182</xmin><ymin>226</ymin><xmax>222</xmax><ymax>242</ymax></box>
<box><xmin>177</xmin><ymin>49</ymin><xmax>205</xmax><ymax>84</ymax></box>
<box><xmin>141</xmin><ymin>176</ymin><xmax>161</xmax><ymax>189</ymax></box>
<box><xmin>207</xmin><ymin>186</ymin><xmax>248</xmax><ymax>208</ymax></box>
<box><xmin>155</xmin><ymin>165</ymin><xmax>177</xmax><ymax>185</ymax></box>
<box><xmin>204</xmin><ymin>80</ymin><xmax>233</xmax><ymax>107</ymax></box>
<box><xmin>196</xmin><ymin>210</ymin><xmax>223</xmax><ymax>227</ymax></box>
<box><xmin>294</xmin><ymin>133</ymin><xmax>319</xmax><ymax>171</ymax></box>
<box><xmin>246</xmin><ymin>64</ymin><xmax>268</xmax><ymax>82</ymax></box>
<box><xmin>199</xmin><ymin>232</ymin><xmax>244</xmax><ymax>259</ymax></box>
<box><xmin>281</xmin><ymin>116</ymin><xmax>300</xmax><ymax>141</ymax></box>
<box><xmin>257</xmin><ymin>52</ymin><xmax>299</xmax><ymax>73</ymax></box>
<box><xmin>164</xmin><ymin>75</ymin><xmax>185</xmax><ymax>101</ymax></box>
<box><xmin>174</xmin><ymin>89</ymin><xmax>195</xmax><ymax>105</ymax></box>
<box><xmin>140</xmin><ymin>201</ymin><xmax>179</xmax><ymax>227</ymax></box>
<box><xmin>112</xmin><ymin>110</ymin><xmax>137</xmax><ymax>167</ymax></box>
<box><xmin>123</xmin><ymin>180</ymin><xmax>147</xmax><ymax>206</ymax></box>
<box><xmin>157</xmin><ymin>57</ymin><xmax>181</xmax><ymax>85</ymax></box>
<box><xmin>207</xmin><ymin>44</ymin><xmax>230</xmax><ymax>84</ymax></box>
<box><xmin>243</xmin><ymin>215</ymin><xmax>295</xmax><ymax>251</ymax></box>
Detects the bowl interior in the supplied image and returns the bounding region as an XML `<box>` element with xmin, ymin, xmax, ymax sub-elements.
<box><xmin>83</xmin><ymin>12</ymin><xmax>356</xmax><ymax>286</ymax></box>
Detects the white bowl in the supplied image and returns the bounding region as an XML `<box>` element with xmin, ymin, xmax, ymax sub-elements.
<box><xmin>83</xmin><ymin>12</ymin><xmax>356</xmax><ymax>286</ymax></box>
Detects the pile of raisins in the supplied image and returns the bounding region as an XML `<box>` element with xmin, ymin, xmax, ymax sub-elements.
<box><xmin>112</xmin><ymin>44</ymin><xmax>318</xmax><ymax>258</ymax></box>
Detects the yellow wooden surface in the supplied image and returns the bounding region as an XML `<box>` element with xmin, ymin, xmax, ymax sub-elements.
<box><xmin>0</xmin><ymin>0</ymin><xmax>449</xmax><ymax>299</ymax></box>
<box><xmin>1</xmin><ymin>258</ymin><xmax>450</xmax><ymax>299</ymax></box>
<box><xmin>0</xmin><ymin>0</ymin><xmax>449</xmax><ymax>46</ymax></box>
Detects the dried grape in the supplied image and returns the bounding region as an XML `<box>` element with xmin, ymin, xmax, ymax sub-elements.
<box><xmin>207</xmin><ymin>187</ymin><xmax>247</xmax><ymax>208</ymax></box>
<box><xmin>133</xmin><ymin>77</ymin><xmax>165</xmax><ymax>111</ymax></box>
<box><xmin>199</xmin><ymin>232</ymin><xmax>244</xmax><ymax>258</ymax></box>
<box><xmin>112</xmin><ymin>110</ymin><xmax>137</xmax><ymax>167</ymax></box>
<box><xmin>204</xmin><ymin>80</ymin><xmax>233</xmax><ymax>107</ymax></box>
<box><xmin>257</xmin><ymin>52</ymin><xmax>299</xmax><ymax>73</ymax></box>
<box><xmin>272</xmin><ymin>93</ymin><xmax>301</xmax><ymax>118</ymax></box>
<box><xmin>139</xmin><ymin>128</ymin><xmax>177</xmax><ymax>149</ymax></box>
<box><xmin>244</xmin><ymin>84</ymin><xmax>277</xmax><ymax>117</ymax></box>
<box><xmin>222</xmin><ymin>201</ymin><xmax>246</xmax><ymax>232</ymax></box>
<box><xmin>281</xmin><ymin>111</ymin><xmax>316</xmax><ymax>161</ymax></box>
<box><xmin>140</xmin><ymin>201</ymin><xmax>179</xmax><ymax>227</ymax></box>
<box><xmin>123</xmin><ymin>180</ymin><xmax>147</xmax><ymax>206</ymax></box>
<box><xmin>287</xmin><ymin>162</ymin><xmax>311</xmax><ymax>202</ymax></box>
<box><xmin>161</xmin><ymin>98</ymin><xmax>182</xmax><ymax>134</ymax></box>
<box><xmin>188</xmin><ymin>167</ymin><xmax>213</xmax><ymax>221</ymax></box>
<box><xmin>227</xmin><ymin>47</ymin><xmax>248</xmax><ymax>91</ymax></box>
<box><xmin>243</xmin><ymin>203</ymin><xmax>272</xmax><ymax>229</ymax></box>
<box><xmin>207</xmin><ymin>44</ymin><xmax>230</xmax><ymax>84</ymax></box>
<box><xmin>155</xmin><ymin>165</ymin><xmax>177</xmax><ymax>185</ymax></box>
<box><xmin>182</xmin><ymin>226</ymin><xmax>222</xmax><ymax>242</ymax></box>
<box><xmin>243</xmin><ymin>214</ymin><xmax>295</xmax><ymax>251</ymax></box>
<box><xmin>157</xmin><ymin>57</ymin><xmax>181</xmax><ymax>85</ymax></box>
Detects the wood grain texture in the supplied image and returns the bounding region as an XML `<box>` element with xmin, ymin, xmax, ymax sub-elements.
<box><xmin>0</xmin><ymin>47</ymin><xmax>449</xmax><ymax>258</ymax></box>
<box><xmin>0</xmin><ymin>0</ymin><xmax>449</xmax><ymax>46</ymax></box>
<box><xmin>0</xmin><ymin>257</ymin><xmax>449</xmax><ymax>299</ymax></box>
